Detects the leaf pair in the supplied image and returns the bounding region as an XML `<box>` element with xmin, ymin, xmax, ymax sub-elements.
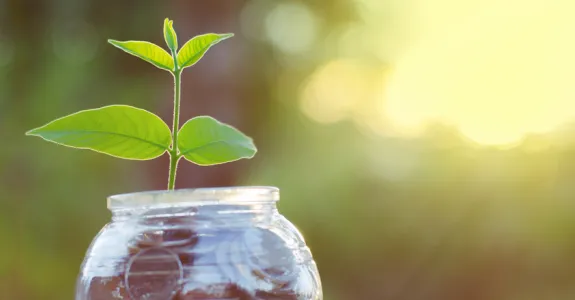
<box><xmin>27</xmin><ymin>18</ymin><xmax>256</xmax><ymax>186</ymax></box>
<box><xmin>26</xmin><ymin>105</ymin><xmax>256</xmax><ymax>165</ymax></box>
<box><xmin>108</xmin><ymin>18</ymin><xmax>233</xmax><ymax>72</ymax></box>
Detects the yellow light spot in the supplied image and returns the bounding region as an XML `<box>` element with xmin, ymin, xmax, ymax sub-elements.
<box><xmin>300</xmin><ymin>60</ymin><xmax>372</xmax><ymax>124</ymax></box>
<box><xmin>381</xmin><ymin>0</ymin><xmax>575</xmax><ymax>145</ymax></box>
<box><xmin>264</xmin><ymin>3</ymin><xmax>318</xmax><ymax>54</ymax></box>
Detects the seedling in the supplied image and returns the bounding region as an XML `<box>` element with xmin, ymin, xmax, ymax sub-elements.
<box><xmin>26</xmin><ymin>18</ymin><xmax>257</xmax><ymax>190</ymax></box>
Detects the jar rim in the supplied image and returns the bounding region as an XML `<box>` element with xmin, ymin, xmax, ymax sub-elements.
<box><xmin>107</xmin><ymin>186</ymin><xmax>279</xmax><ymax>210</ymax></box>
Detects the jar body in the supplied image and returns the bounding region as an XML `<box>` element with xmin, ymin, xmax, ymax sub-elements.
<box><xmin>75</xmin><ymin>188</ymin><xmax>322</xmax><ymax>300</ymax></box>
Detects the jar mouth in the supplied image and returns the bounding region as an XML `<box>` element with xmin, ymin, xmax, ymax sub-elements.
<box><xmin>107</xmin><ymin>186</ymin><xmax>279</xmax><ymax>210</ymax></box>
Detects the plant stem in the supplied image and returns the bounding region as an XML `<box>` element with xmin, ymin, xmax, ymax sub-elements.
<box><xmin>168</xmin><ymin>151</ymin><xmax>180</xmax><ymax>190</ymax></box>
<box><xmin>168</xmin><ymin>58</ymin><xmax>182</xmax><ymax>190</ymax></box>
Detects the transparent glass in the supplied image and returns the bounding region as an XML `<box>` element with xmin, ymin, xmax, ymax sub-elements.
<box><xmin>75</xmin><ymin>187</ymin><xmax>322</xmax><ymax>299</ymax></box>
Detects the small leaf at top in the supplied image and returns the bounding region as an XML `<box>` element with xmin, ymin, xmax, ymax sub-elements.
<box><xmin>26</xmin><ymin>105</ymin><xmax>172</xmax><ymax>160</ymax></box>
<box><xmin>108</xmin><ymin>40</ymin><xmax>175</xmax><ymax>71</ymax></box>
<box><xmin>177</xmin><ymin>33</ymin><xmax>234</xmax><ymax>69</ymax></box>
<box><xmin>177</xmin><ymin>116</ymin><xmax>256</xmax><ymax>166</ymax></box>
<box><xmin>163</xmin><ymin>18</ymin><xmax>178</xmax><ymax>53</ymax></box>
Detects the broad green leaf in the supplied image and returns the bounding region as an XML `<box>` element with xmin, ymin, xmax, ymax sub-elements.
<box><xmin>26</xmin><ymin>105</ymin><xmax>172</xmax><ymax>160</ymax></box>
<box><xmin>163</xmin><ymin>18</ymin><xmax>178</xmax><ymax>52</ymax></box>
<box><xmin>177</xmin><ymin>33</ymin><xmax>234</xmax><ymax>69</ymax></box>
<box><xmin>177</xmin><ymin>116</ymin><xmax>256</xmax><ymax>166</ymax></box>
<box><xmin>108</xmin><ymin>40</ymin><xmax>175</xmax><ymax>71</ymax></box>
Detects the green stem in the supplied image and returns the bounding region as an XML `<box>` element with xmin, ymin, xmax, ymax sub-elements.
<box><xmin>168</xmin><ymin>151</ymin><xmax>180</xmax><ymax>190</ymax></box>
<box><xmin>168</xmin><ymin>56</ymin><xmax>182</xmax><ymax>190</ymax></box>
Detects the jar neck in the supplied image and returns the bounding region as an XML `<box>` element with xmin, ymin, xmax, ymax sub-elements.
<box><xmin>107</xmin><ymin>187</ymin><xmax>280</xmax><ymax>223</ymax></box>
<box><xmin>111</xmin><ymin>202</ymin><xmax>278</xmax><ymax>222</ymax></box>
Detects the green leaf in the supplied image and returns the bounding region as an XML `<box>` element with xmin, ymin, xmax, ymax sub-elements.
<box><xmin>177</xmin><ymin>116</ymin><xmax>256</xmax><ymax>166</ymax></box>
<box><xmin>108</xmin><ymin>40</ymin><xmax>175</xmax><ymax>71</ymax></box>
<box><xmin>26</xmin><ymin>105</ymin><xmax>172</xmax><ymax>160</ymax></box>
<box><xmin>177</xmin><ymin>33</ymin><xmax>234</xmax><ymax>69</ymax></box>
<box><xmin>163</xmin><ymin>18</ymin><xmax>178</xmax><ymax>53</ymax></box>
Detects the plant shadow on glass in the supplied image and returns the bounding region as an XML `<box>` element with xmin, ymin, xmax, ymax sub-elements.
<box><xmin>26</xmin><ymin>18</ymin><xmax>256</xmax><ymax>190</ymax></box>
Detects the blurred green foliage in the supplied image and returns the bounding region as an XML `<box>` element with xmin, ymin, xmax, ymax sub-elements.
<box><xmin>2</xmin><ymin>1</ymin><xmax>575</xmax><ymax>299</ymax></box>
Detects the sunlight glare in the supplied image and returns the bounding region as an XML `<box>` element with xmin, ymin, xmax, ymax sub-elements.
<box><xmin>382</xmin><ymin>0</ymin><xmax>575</xmax><ymax>145</ymax></box>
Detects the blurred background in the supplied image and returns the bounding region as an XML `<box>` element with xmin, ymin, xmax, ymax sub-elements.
<box><xmin>3</xmin><ymin>0</ymin><xmax>575</xmax><ymax>299</ymax></box>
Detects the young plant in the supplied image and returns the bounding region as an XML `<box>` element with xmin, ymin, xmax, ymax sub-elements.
<box><xmin>26</xmin><ymin>18</ymin><xmax>257</xmax><ymax>190</ymax></box>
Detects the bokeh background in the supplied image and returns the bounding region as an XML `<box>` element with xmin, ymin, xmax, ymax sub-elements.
<box><xmin>3</xmin><ymin>0</ymin><xmax>575</xmax><ymax>299</ymax></box>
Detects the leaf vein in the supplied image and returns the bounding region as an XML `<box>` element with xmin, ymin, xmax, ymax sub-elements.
<box><xmin>180</xmin><ymin>140</ymin><xmax>251</xmax><ymax>156</ymax></box>
<box><xmin>35</xmin><ymin>130</ymin><xmax>169</xmax><ymax>150</ymax></box>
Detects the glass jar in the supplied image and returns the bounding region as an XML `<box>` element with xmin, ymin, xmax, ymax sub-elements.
<box><xmin>75</xmin><ymin>187</ymin><xmax>322</xmax><ymax>300</ymax></box>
